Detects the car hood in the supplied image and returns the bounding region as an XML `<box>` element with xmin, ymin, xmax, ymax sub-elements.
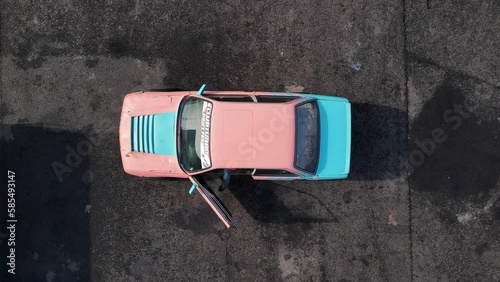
<box><xmin>119</xmin><ymin>92</ymin><xmax>186</xmax><ymax>177</ymax></box>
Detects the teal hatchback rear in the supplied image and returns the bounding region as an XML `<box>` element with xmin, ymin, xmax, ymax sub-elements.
<box><xmin>301</xmin><ymin>94</ymin><xmax>351</xmax><ymax>180</ymax></box>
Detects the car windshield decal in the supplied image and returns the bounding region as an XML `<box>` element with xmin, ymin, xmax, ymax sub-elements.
<box><xmin>200</xmin><ymin>101</ymin><xmax>212</xmax><ymax>169</ymax></box>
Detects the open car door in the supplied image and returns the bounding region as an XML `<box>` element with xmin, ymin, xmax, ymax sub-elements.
<box><xmin>189</xmin><ymin>176</ymin><xmax>239</xmax><ymax>229</ymax></box>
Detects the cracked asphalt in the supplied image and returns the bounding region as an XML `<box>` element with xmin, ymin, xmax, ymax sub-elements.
<box><xmin>0</xmin><ymin>1</ymin><xmax>499</xmax><ymax>281</ymax></box>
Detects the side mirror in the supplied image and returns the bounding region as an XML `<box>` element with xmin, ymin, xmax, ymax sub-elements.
<box><xmin>188</xmin><ymin>176</ymin><xmax>198</xmax><ymax>194</ymax></box>
<box><xmin>197</xmin><ymin>84</ymin><xmax>207</xmax><ymax>96</ymax></box>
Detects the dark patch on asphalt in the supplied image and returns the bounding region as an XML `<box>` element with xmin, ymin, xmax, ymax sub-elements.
<box><xmin>359</xmin><ymin>257</ymin><xmax>369</xmax><ymax>267</ymax></box>
<box><xmin>156</xmin><ymin>20</ymin><xmax>273</xmax><ymax>90</ymax></box>
<box><xmin>356</xmin><ymin>243</ymin><xmax>368</xmax><ymax>251</ymax></box>
<box><xmin>84</xmin><ymin>58</ymin><xmax>99</xmax><ymax>68</ymax></box>
<box><xmin>351</xmin><ymin>256</ymin><xmax>370</xmax><ymax>267</ymax></box>
<box><xmin>11</xmin><ymin>35</ymin><xmax>47</xmax><ymax>70</ymax></box>
<box><xmin>475</xmin><ymin>243</ymin><xmax>489</xmax><ymax>256</ymax></box>
<box><xmin>436</xmin><ymin>208</ymin><xmax>457</xmax><ymax>224</ymax></box>
<box><xmin>173</xmin><ymin>205</ymin><xmax>220</xmax><ymax>234</ymax></box>
<box><xmin>3</xmin><ymin>2</ymin><xmax>272</xmax><ymax>90</ymax></box>
<box><xmin>17</xmin><ymin>117</ymin><xmax>30</xmax><ymax>124</ymax></box>
<box><xmin>409</xmin><ymin>77</ymin><xmax>500</xmax><ymax>196</ymax></box>
<box><xmin>0</xmin><ymin>125</ymin><xmax>90</xmax><ymax>282</ymax></box>
<box><xmin>90</xmin><ymin>94</ymin><xmax>101</xmax><ymax>112</ymax></box>
<box><xmin>350</xmin><ymin>103</ymin><xmax>407</xmax><ymax>180</ymax></box>
<box><xmin>159</xmin><ymin>32</ymin><xmax>243</xmax><ymax>89</ymax></box>
<box><xmin>108</xmin><ymin>40</ymin><xmax>129</xmax><ymax>58</ymax></box>
<box><xmin>342</xmin><ymin>191</ymin><xmax>353</xmax><ymax>204</ymax></box>
<box><xmin>33</xmin><ymin>74</ymin><xmax>43</xmax><ymax>87</ymax></box>
<box><xmin>0</xmin><ymin>102</ymin><xmax>13</xmax><ymax>120</ymax></box>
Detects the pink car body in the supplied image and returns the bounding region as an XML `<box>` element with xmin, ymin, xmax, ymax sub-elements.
<box><xmin>120</xmin><ymin>90</ymin><xmax>350</xmax><ymax>180</ymax></box>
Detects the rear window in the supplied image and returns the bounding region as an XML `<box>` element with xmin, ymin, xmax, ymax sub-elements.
<box><xmin>294</xmin><ymin>101</ymin><xmax>319</xmax><ymax>173</ymax></box>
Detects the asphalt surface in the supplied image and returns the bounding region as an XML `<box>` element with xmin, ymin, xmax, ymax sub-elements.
<box><xmin>0</xmin><ymin>1</ymin><xmax>499</xmax><ymax>281</ymax></box>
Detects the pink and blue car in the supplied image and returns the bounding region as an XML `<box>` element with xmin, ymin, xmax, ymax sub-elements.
<box><xmin>119</xmin><ymin>85</ymin><xmax>351</xmax><ymax>228</ymax></box>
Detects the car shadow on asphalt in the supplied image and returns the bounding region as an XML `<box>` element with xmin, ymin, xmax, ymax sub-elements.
<box><xmin>196</xmin><ymin>171</ymin><xmax>336</xmax><ymax>225</ymax></box>
<box><xmin>230</xmin><ymin>176</ymin><xmax>339</xmax><ymax>224</ymax></box>
<box><xmin>349</xmin><ymin>103</ymin><xmax>407</xmax><ymax>180</ymax></box>
<box><xmin>0</xmin><ymin>125</ymin><xmax>90</xmax><ymax>281</ymax></box>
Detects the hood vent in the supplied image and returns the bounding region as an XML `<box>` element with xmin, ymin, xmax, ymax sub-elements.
<box><xmin>131</xmin><ymin>115</ymin><xmax>155</xmax><ymax>153</ymax></box>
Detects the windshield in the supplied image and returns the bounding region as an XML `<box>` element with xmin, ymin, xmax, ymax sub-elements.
<box><xmin>294</xmin><ymin>101</ymin><xmax>319</xmax><ymax>173</ymax></box>
<box><xmin>178</xmin><ymin>97</ymin><xmax>213</xmax><ymax>172</ymax></box>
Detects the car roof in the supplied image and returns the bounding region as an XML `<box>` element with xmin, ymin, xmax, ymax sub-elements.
<box><xmin>209</xmin><ymin>100</ymin><xmax>297</xmax><ymax>170</ymax></box>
